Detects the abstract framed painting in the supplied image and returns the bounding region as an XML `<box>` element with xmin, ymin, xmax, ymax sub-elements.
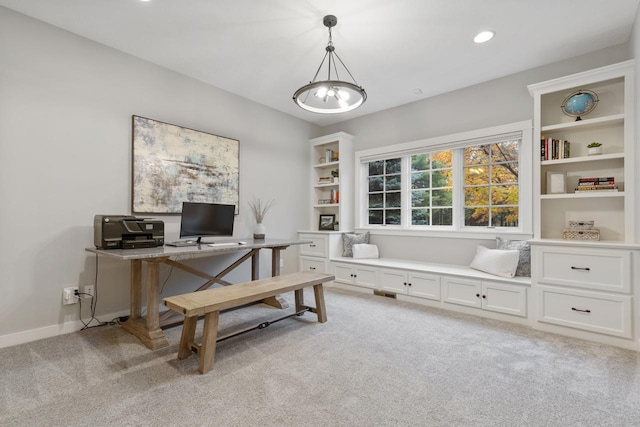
<box><xmin>131</xmin><ymin>115</ymin><xmax>239</xmax><ymax>214</ymax></box>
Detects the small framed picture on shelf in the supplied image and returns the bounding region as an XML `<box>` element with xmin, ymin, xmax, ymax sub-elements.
<box><xmin>546</xmin><ymin>171</ymin><xmax>566</xmax><ymax>194</ymax></box>
<box><xmin>319</xmin><ymin>214</ymin><xmax>336</xmax><ymax>231</ymax></box>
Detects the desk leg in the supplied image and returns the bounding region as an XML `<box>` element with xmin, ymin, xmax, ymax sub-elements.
<box><xmin>262</xmin><ymin>246</ymin><xmax>289</xmax><ymax>309</ymax></box>
<box><xmin>129</xmin><ymin>259</ymin><xmax>142</xmax><ymax>320</ymax></box>
<box><xmin>121</xmin><ymin>258</ymin><xmax>169</xmax><ymax>350</ymax></box>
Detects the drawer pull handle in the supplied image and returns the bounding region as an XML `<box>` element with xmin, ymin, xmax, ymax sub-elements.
<box><xmin>571</xmin><ymin>266</ymin><xmax>591</xmax><ymax>271</ymax></box>
<box><xmin>310</xmin><ymin>267</ymin><xmax>316</xmax><ymax>270</ymax></box>
<box><xmin>476</xmin><ymin>293</ymin><xmax>480</xmax><ymax>298</ymax></box>
<box><xmin>571</xmin><ymin>307</ymin><xmax>591</xmax><ymax>313</ymax></box>
<box><xmin>309</xmin><ymin>244</ymin><xmax>316</xmax><ymax>248</ymax></box>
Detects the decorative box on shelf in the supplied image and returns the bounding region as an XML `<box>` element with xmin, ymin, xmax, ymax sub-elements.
<box><xmin>568</xmin><ymin>220</ymin><xmax>594</xmax><ymax>230</ymax></box>
<box><xmin>563</xmin><ymin>220</ymin><xmax>600</xmax><ymax>240</ymax></box>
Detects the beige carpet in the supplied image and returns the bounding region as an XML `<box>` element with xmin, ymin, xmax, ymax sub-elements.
<box><xmin>1</xmin><ymin>286</ymin><xmax>639</xmax><ymax>426</ymax></box>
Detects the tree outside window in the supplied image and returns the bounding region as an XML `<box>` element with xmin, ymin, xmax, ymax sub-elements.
<box><xmin>368</xmin><ymin>158</ymin><xmax>401</xmax><ymax>225</ymax></box>
<box><xmin>463</xmin><ymin>140</ymin><xmax>519</xmax><ymax>227</ymax></box>
<box><xmin>410</xmin><ymin>151</ymin><xmax>453</xmax><ymax>225</ymax></box>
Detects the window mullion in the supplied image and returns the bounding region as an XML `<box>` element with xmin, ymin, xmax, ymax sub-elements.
<box><xmin>452</xmin><ymin>148</ymin><xmax>464</xmax><ymax>230</ymax></box>
<box><xmin>401</xmin><ymin>156</ymin><xmax>410</xmax><ymax>228</ymax></box>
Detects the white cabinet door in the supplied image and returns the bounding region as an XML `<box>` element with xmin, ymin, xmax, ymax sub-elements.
<box><xmin>354</xmin><ymin>266</ymin><xmax>378</xmax><ymax>289</ymax></box>
<box><xmin>481</xmin><ymin>282</ymin><xmax>527</xmax><ymax>317</ymax></box>
<box><xmin>443</xmin><ymin>277</ymin><xmax>482</xmax><ymax>308</ymax></box>
<box><xmin>408</xmin><ymin>272</ymin><xmax>441</xmax><ymax>301</ymax></box>
<box><xmin>332</xmin><ymin>262</ymin><xmax>378</xmax><ymax>289</ymax></box>
<box><xmin>333</xmin><ymin>263</ymin><xmax>355</xmax><ymax>284</ymax></box>
<box><xmin>379</xmin><ymin>269</ymin><xmax>407</xmax><ymax>294</ymax></box>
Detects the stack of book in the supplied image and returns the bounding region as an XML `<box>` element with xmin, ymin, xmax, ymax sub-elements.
<box><xmin>324</xmin><ymin>148</ymin><xmax>338</xmax><ymax>163</ymax></box>
<box><xmin>330</xmin><ymin>189</ymin><xmax>339</xmax><ymax>204</ymax></box>
<box><xmin>575</xmin><ymin>176</ymin><xmax>618</xmax><ymax>192</ymax></box>
<box><xmin>317</xmin><ymin>176</ymin><xmax>333</xmax><ymax>185</ymax></box>
<box><xmin>540</xmin><ymin>138</ymin><xmax>570</xmax><ymax>161</ymax></box>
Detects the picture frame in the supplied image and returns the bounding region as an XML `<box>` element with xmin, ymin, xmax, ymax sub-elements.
<box><xmin>546</xmin><ymin>171</ymin><xmax>566</xmax><ymax>194</ymax></box>
<box><xmin>319</xmin><ymin>214</ymin><xmax>336</xmax><ymax>231</ymax></box>
<box><xmin>131</xmin><ymin>115</ymin><xmax>239</xmax><ymax>214</ymax></box>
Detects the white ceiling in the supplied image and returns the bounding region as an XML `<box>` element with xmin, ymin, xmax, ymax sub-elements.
<box><xmin>1</xmin><ymin>0</ymin><xmax>639</xmax><ymax>127</ymax></box>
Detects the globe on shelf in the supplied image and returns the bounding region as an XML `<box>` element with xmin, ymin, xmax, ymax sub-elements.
<box><xmin>561</xmin><ymin>89</ymin><xmax>598</xmax><ymax>121</ymax></box>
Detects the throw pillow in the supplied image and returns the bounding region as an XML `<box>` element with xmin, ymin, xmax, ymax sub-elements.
<box><xmin>496</xmin><ymin>237</ymin><xmax>531</xmax><ymax>277</ymax></box>
<box><xmin>352</xmin><ymin>243</ymin><xmax>379</xmax><ymax>259</ymax></box>
<box><xmin>342</xmin><ymin>232</ymin><xmax>370</xmax><ymax>257</ymax></box>
<box><xmin>469</xmin><ymin>246</ymin><xmax>520</xmax><ymax>278</ymax></box>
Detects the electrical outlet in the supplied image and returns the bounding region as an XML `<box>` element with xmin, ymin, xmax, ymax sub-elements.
<box><xmin>62</xmin><ymin>286</ymin><xmax>79</xmax><ymax>305</ymax></box>
<box><xmin>83</xmin><ymin>285</ymin><xmax>95</xmax><ymax>299</ymax></box>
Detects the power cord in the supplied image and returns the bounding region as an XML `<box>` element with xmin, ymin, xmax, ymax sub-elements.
<box><xmin>76</xmin><ymin>255</ymin><xmax>127</xmax><ymax>330</ymax></box>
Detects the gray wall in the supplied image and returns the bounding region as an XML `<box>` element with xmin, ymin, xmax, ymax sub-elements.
<box><xmin>0</xmin><ymin>7</ymin><xmax>319</xmax><ymax>345</ymax></box>
<box><xmin>0</xmin><ymin>4</ymin><xmax>637</xmax><ymax>346</ymax></box>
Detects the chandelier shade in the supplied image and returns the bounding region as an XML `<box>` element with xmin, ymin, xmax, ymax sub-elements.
<box><xmin>293</xmin><ymin>15</ymin><xmax>366</xmax><ymax>114</ymax></box>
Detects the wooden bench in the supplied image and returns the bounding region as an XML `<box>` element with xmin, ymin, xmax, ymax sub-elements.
<box><xmin>163</xmin><ymin>271</ymin><xmax>334</xmax><ymax>374</ymax></box>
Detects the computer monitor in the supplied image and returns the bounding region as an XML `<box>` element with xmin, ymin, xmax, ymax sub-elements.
<box><xmin>178</xmin><ymin>202</ymin><xmax>235</xmax><ymax>244</ymax></box>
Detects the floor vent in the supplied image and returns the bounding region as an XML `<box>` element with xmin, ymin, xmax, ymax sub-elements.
<box><xmin>373</xmin><ymin>290</ymin><xmax>397</xmax><ymax>299</ymax></box>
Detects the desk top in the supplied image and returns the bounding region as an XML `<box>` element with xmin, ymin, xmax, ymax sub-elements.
<box><xmin>86</xmin><ymin>238</ymin><xmax>311</xmax><ymax>260</ymax></box>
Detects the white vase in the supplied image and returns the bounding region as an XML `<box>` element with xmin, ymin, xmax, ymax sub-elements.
<box><xmin>253</xmin><ymin>222</ymin><xmax>266</xmax><ymax>239</ymax></box>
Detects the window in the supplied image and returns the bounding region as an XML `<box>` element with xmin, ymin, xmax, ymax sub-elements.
<box><xmin>410</xmin><ymin>151</ymin><xmax>453</xmax><ymax>225</ymax></box>
<box><xmin>463</xmin><ymin>141</ymin><xmax>519</xmax><ymax>227</ymax></box>
<box><xmin>368</xmin><ymin>158</ymin><xmax>401</xmax><ymax>225</ymax></box>
<box><xmin>356</xmin><ymin>121</ymin><xmax>532</xmax><ymax>236</ymax></box>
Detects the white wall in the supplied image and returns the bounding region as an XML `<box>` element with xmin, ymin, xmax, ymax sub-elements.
<box><xmin>0</xmin><ymin>7</ymin><xmax>319</xmax><ymax>346</ymax></box>
<box><xmin>632</xmin><ymin>4</ymin><xmax>640</xmax><ymax>244</ymax></box>
<box><xmin>321</xmin><ymin>44</ymin><xmax>632</xmax><ymax>264</ymax></box>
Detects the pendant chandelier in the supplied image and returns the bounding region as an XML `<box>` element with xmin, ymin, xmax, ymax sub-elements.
<box><xmin>292</xmin><ymin>15</ymin><xmax>367</xmax><ymax>114</ymax></box>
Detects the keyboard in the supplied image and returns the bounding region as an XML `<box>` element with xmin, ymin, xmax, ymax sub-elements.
<box><xmin>207</xmin><ymin>242</ymin><xmax>244</xmax><ymax>247</ymax></box>
<box><xmin>165</xmin><ymin>241</ymin><xmax>199</xmax><ymax>247</ymax></box>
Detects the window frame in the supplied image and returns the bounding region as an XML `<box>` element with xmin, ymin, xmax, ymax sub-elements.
<box><xmin>355</xmin><ymin>121</ymin><xmax>533</xmax><ymax>240</ymax></box>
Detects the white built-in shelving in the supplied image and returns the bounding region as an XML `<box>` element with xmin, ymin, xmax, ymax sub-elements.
<box><xmin>528</xmin><ymin>60</ymin><xmax>635</xmax><ymax>243</ymax></box>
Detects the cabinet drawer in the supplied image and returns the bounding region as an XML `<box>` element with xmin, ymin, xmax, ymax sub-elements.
<box><xmin>299</xmin><ymin>234</ymin><xmax>327</xmax><ymax>257</ymax></box>
<box><xmin>536</xmin><ymin>247</ymin><xmax>631</xmax><ymax>293</ymax></box>
<box><xmin>537</xmin><ymin>285</ymin><xmax>631</xmax><ymax>338</ymax></box>
<box><xmin>299</xmin><ymin>256</ymin><xmax>327</xmax><ymax>273</ymax></box>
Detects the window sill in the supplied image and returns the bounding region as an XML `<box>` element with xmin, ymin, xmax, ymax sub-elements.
<box><xmin>355</xmin><ymin>226</ymin><xmax>533</xmax><ymax>241</ymax></box>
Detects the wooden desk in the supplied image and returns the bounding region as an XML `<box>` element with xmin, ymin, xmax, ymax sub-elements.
<box><xmin>85</xmin><ymin>238</ymin><xmax>310</xmax><ymax>350</ymax></box>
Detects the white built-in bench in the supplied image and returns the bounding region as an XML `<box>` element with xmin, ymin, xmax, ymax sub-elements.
<box><xmin>329</xmin><ymin>257</ymin><xmax>531</xmax><ymax>320</ymax></box>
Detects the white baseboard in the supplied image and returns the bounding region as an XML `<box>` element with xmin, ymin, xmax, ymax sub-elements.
<box><xmin>0</xmin><ymin>309</ymin><xmax>131</xmax><ymax>349</ymax></box>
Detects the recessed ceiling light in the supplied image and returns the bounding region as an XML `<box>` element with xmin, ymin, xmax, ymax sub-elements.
<box><xmin>474</xmin><ymin>31</ymin><xmax>495</xmax><ymax>44</ymax></box>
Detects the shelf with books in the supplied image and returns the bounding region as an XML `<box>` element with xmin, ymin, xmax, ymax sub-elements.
<box><xmin>540</xmin><ymin>152</ymin><xmax>623</xmax><ymax>166</ymax></box>
<box><xmin>540</xmin><ymin>191</ymin><xmax>624</xmax><ymax>200</ymax></box>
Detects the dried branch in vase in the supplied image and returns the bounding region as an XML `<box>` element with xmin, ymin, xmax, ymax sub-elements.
<box><xmin>248</xmin><ymin>197</ymin><xmax>275</xmax><ymax>223</ymax></box>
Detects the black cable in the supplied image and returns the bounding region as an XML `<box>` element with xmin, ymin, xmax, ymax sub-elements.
<box><xmin>76</xmin><ymin>255</ymin><xmax>122</xmax><ymax>330</ymax></box>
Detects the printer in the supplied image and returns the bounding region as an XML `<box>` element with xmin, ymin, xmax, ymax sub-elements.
<box><xmin>94</xmin><ymin>215</ymin><xmax>164</xmax><ymax>249</ymax></box>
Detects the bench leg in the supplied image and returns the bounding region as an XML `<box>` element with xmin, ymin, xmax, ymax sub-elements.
<box><xmin>199</xmin><ymin>311</ymin><xmax>220</xmax><ymax>374</ymax></box>
<box><xmin>313</xmin><ymin>284</ymin><xmax>327</xmax><ymax>323</ymax></box>
<box><xmin>178</xmin><ymin>316</ymin><xmax>197</xmax><ymax>360</ymax></box>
